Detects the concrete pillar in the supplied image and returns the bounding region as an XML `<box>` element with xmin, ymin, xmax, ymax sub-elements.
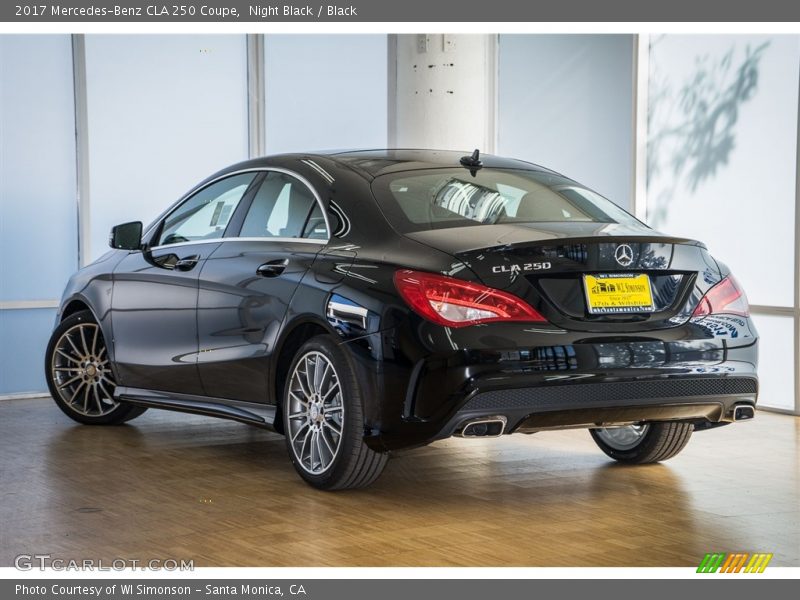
<box><xmin>389</xmin><ymin>34</ymin><xmax>496</xmax><ymax>153</ymax></box>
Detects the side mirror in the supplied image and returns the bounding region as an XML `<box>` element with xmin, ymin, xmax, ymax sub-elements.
<box><xmin>109</xmin><ymin>221</ymin><xmax>143</xmax><ymax>250</ymax></box>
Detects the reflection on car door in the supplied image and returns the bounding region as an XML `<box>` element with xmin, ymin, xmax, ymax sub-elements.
<box><xmin>111</xmin><ymin>173</ymin><xmax>259</xmax><ymax>395</ymax></box>
<box><xmin>196</xmin><ymin>170</ymin><xmax>329</xmax><ymax>403</ymax></box>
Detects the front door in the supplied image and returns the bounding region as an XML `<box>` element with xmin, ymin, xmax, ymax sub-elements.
<box><xmin>110</xmin><ymin>172</ymin><xmax>259</xmax><ymax>395</ymax></box>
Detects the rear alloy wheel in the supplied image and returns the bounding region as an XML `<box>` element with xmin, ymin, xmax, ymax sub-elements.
<box><xmin>590</xmin><ymin>422</ymin><xmax>693</xmax><ymax>464</ymax></box>
<box><xmin>45</xmin><ymin>310</ymin><xmax>146</xmax><ymax>425</ymax></box>
<box><xmin>283</xmin><ymin>335</ymin><xmax>388</xmax><ymax>490</ymax></box>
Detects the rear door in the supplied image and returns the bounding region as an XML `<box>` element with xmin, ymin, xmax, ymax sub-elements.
<box><xmin>111</xmin><ymin>172</ymin><xmax>258</xmax><ymax>394</ymax></box>
<box><xmin>196</xmin><ymin>170</ymin><xmax>328</xmax><ymax>402</ymax></box>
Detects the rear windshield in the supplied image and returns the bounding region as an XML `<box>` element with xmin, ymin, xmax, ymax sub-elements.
<box><xmin>371</xmin><ymin>168</ymin><xmax>642</xmax><ymax>233</ymax></box>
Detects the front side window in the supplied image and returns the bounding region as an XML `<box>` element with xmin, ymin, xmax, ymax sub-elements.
<box><xmin>372</xmin><ymin>168</ymin><xmax>643</xmax><ymax>233</ymax></box>
<box><xmin>239</xmin><ymin>172</ymin><xmax>327</xmax><ymax>240</ymax></box>
<box><xmin>157</xmin><ymin>173</ymin><xmax>256</xmax><ymax>246</ymax></box>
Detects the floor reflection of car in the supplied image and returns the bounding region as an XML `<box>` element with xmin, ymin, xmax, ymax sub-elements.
<box><xmin>45</xmin><ymin>149</ymin><xmax>759</xmax><ymax>490</ymax></box>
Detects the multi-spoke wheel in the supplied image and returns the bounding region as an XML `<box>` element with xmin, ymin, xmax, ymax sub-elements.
<box><xmin>45</xmin><ymin>310</ymin><xmax>146</xmax><ymax>425</ymax></box>
<box><xmin>283</xmin><ymin>335</ymin><xmax>388</xmax><ymax>490</ymax></box>
<box><xmin>593</xmin><ymin>424</ymin><xmax>650</xmax><ymax>451</ymax></box>
<box><xmin>590</xmin><ymin>421</ymin><xmax>693</xmax><ymax>464</ymax></box>
<box><xmin>286</xmin><ymin>351</ymin><xmax>344</xmax><ymax>475</ymax></box>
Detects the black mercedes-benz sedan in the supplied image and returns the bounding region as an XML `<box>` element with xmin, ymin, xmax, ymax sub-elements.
<box><xmin>45</xmin><ymin>149</ymin><xmax>758</xmax><ymax>490</ymax></box>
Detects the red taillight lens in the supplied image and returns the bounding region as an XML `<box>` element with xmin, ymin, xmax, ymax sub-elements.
<box><xmin>692</xmin><ymin>275</ymin><xmax>750</xmax><ymax>318</ymax></box>
<box><xmin>393</xmin><ymin>269</ymin><xmax>547</xmax><ymax>328</ymax></box>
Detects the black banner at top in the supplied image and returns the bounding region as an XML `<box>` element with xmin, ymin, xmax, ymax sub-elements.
<box><xmin>3</xmin><ymin>0</ymin><xmax>800</xmax><ymax>22</ymax></box>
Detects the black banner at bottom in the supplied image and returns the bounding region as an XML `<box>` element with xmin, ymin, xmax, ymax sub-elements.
<box><xmin>2</xmin><ymin>579</ymin><xmax>797</xmax><ymax>600</ymax></box>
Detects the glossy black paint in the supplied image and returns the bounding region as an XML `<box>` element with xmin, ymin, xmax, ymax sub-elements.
<box><xmin>112</xmin><ymin>241</ymin><xmax>221</xmax><ymax>396</ymax></box>
<box><xmin>54</xmin><ymin>150</ymin><xmax>758</xmax><ymax>451</ymax></box>
<box><xmin>196</xmin><ymin>239</ymin><xmax>319</xmax><ymax>402</ymax></box>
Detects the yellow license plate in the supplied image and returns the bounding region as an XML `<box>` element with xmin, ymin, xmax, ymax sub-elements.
<box><xmin>583</xmin><ymin>274</ymin><xmax>655</xmax><ymax>314</ymax></box>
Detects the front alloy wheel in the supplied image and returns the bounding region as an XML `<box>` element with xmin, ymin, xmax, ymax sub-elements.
<box><xmin>45</xmin><ymin>310</ymin><xmax>146</xmax><ymax>425</ymax></box>
<box><xmin>283</xmin><ymin>335</ymin><xmax>388</xmax><ymax>490</ymax></box>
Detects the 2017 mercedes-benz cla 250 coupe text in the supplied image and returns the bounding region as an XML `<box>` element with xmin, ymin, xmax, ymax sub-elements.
<box><xmin>46</xmin><ymin>150</ymin><xmax>759</xmax><ymax>490</ymax></box>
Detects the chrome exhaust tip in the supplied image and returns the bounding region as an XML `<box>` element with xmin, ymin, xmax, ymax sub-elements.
<box><xmin>733</xmin><ymin>404</ymin><xmax>756</xmax><ymax>421</ymax></box>
<box><xmin>456</xmin><ymin>416</ymin><xmax>507</xmax><ymax>438</ymax></box>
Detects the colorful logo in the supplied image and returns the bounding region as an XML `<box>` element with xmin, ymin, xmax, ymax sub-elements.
<box><xmin>697</xmin><ymin>552</ymin><xmax>773</xmax><ymax>573</ymax></box>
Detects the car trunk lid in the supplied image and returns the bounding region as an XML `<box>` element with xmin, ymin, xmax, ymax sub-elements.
<box><xmin>404</xmin><ymin>222</ymin><xmax>717</xmax><ymax>331</ymax></box>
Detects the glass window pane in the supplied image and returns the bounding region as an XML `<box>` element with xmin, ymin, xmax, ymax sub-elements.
<box><xmin>374</xmin><ymin>168</ymin><xmax>641</xmax><ymax>233</ymax></box>
<box><xmin>302</xmin><ymin>203</ymin><xmax>328</xmax><ymax>240</ymax></box>
<box><xmin>240</xmin><ymin>172</ymin><xmax>323</xmax><ymax>239</ymax></box>
<box><xmin>158</xmin><ymin>173</ymin><xmax>254</xmax><ymax>246</ymax></box>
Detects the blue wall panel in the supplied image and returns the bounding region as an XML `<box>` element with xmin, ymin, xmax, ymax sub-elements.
<box><xmin>498</xmin><ymin>35</ymin><xmax>635</xmax><ymax>210</ymax></box>
<box><xmin>0</xmin><ymin>35</ymin><xmax>78</xmax><ymax>302</ymax></box>
<box><xmin>264</xmin><ymin>35</ymin><xmax>388</xmax><ymax>153</ymax></box>
<box><xmin>0</xmin><ymin>309</ymin><xmax>55</xmax><ymax>395</ymax></box>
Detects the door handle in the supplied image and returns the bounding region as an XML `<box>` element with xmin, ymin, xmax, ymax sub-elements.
<box><xmin>174</xmin><ymin>255</ymin><xmax>199</xmax><ymax>271</ymax></box>
<box><xmin>257</xmin><ymin>259</ymin><xmax>288</xmax><ymax>278</ymax></box>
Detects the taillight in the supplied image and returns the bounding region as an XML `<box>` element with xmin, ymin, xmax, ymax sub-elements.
<box><xmin>393</xmin><ymin>269</ymin><xmax>547</xmax><ymax>328</ymax></box>
<box><xmin>692</xmin><ymin>275</ymin><xmax>750</xmax><ymax>318</ymax></box>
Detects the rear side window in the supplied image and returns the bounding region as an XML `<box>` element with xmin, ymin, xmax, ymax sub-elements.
<box><xmin>371</xmin><ymin>168</ymin><xmax>642</xmax><ymax>233</ymax></box>
<box><xmin>239</xmin><ymin>172</ymin><xmax>327</xmax><ymax>240</ymax></box>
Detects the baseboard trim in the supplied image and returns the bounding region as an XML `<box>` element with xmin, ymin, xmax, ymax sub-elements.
<box><xmin>758</xmin><ymin>405</ymin><xmax>800</xmax><ymax>417</ymax></box>
<box><xmin>0</xmin><ymin>392</ymin><xmax>50</xmax><ymax>401</ymax></box>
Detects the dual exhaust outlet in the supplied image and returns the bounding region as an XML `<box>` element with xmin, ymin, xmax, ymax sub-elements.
<box><xmin>732</xmin><ymin>403</ymin><xmax>755</xmax><ymax>421</ymax></box>
<box><xmin>455</xmin><ymin>416</ymin><xmax>507</xmax><ymax>438</ymax></box>
<box><xmin>455</xmin><ymin>404</ymin><xmax>755</xmax><ymax>438</ymax></box>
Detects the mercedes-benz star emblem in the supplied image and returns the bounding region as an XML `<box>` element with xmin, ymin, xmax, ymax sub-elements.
<box><xmin>614</xmin><ymin>244</ymin><xmax>634</xmax><ymax>267</ymax></box>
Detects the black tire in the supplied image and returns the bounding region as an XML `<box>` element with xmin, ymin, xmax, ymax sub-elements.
<box><xmin>45</xmin><ymin>310</ymin><xmax>146</xmax><ymax>425</ymax></box>
<box><xmin>590</xmin><ymin>421</ymin><xmax>693</xmax><ymax>464</ymax></box>
<box><xmin>282</xmin><ymin>334</ymin><xmax>388</xmax><ymax>490</ymax></box>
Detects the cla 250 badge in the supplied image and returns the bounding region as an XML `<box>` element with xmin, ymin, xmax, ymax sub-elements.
<box><xmin>492</xmin><ymin>262</ymin><xmax>552</xmax><ymax>274</ymax></box>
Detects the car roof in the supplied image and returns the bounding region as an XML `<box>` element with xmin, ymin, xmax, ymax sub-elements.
<box><xmin>233</xmin><ymin>149</ymin><xmax>558</xmax><ymax>181</ymax></box>
<box><xmin>322</xmin><ymin>149</ymin><xmax>554</xmax><ymax>178</ymax></box>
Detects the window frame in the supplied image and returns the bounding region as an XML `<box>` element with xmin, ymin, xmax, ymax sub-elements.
<box><xmin>146</xmin><ymin>167</ymin><xmax>331</xmax><ymax>251</ymax></box>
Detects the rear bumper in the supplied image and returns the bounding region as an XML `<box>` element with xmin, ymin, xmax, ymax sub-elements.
<box><xmin>348</xmin><ymin>322</ymin><xmax>759</xmax><ymax>451</ymax></box>
<box><xmin>368</xmin><ymin>368</ymin><xmax>758</xmax><ymax>451</ymax></box>
<box><xmin>441</xmin><ymin>376</ymin><xmax>758</xmax><ymax>438</ymax></box>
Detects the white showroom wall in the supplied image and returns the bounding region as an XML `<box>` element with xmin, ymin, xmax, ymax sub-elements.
<box><xmin>84</xmin><ymin>35</ymin><xmax>250</xmax><ymax>262</ymax></box>
<box><xmin>0</xmin><ymin>35</ymin><xmax>77</xmax><ymax>395</ymax></box>
<box><xmin>390</xmin><ymin>34</ymin><xmax>496</xmax><ymax>152</ymax></box>
<box><xmin>647</xmin><ymin>35</ymin><xmax>799</xmax><ymax>308</ymax></box>
<box><xmin>646</xmin><ymin>34</ymin><xmax>800</xmax><ymax>411</ymax></box>
<box><xmin>263</xmin><ymin>35</ymin><xmax>388</xmax><ymax>153</ymax></box>
<box><xmin>497</xmin><ymin>35</ymin><xmax>635</xmax><ymax>211</ymax></box>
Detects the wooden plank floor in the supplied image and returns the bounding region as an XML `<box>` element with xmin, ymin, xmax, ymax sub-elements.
<box><xmin>1</xmin><ymin>397</ymin><xmax>797</xmax><ymax>567</ymax></box>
